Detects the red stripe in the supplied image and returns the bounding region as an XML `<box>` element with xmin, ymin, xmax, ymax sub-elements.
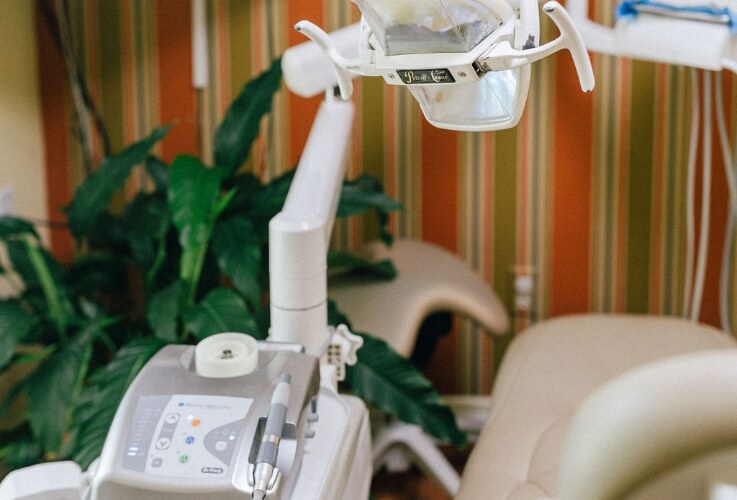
<box><xmin>36</xmin><ymin>4</ymin><xmax>74</xmax><ymax>262</ymax></box>
<box><xmin>420</xmin><ymin>121</ymin><xmax>459</xmax><ymax>393</ymax></box>
<box><xmin>285</xmin><ymin>3</ymin><xmax>324</xmax><ymax>167</ymax></box>
<box><xmin>551</xmin><ymin>54</ymin><xmax>594</xmax><ymax>315</ymax></box>
<box><xmin>420</xmin><ymin>121</ymin><xmax>459</xmax><ymax>252</ymax></box>
<box><xmin>156</xmin><ymin>0</ymin><xmax>197</xmax><ymax>161</ymax></box>
<box><xmin>700</xmin><ymin>74</ymin><xmax>732</xmax><ymax>326</ymax></box>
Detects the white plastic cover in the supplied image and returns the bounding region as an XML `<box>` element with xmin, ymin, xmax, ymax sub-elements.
<box><xmin>408</xmin><ymin>68</ymin><xmax>529</xmax><ymax>130</ymax></box>
<box><xmin>355</xmin><ymin>0</ymin><xmax>510</xmax><ymax>54</ymax></box>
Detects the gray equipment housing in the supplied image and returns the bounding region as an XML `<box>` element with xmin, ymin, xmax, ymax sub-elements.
<box><xmin>87</xmin><ymin>342</ymin><xmax>320</xmax><ymax>499</ymax></box>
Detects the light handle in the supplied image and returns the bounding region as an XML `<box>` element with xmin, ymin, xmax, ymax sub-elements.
<box><xmin>480</xmin><ymin>1</ymin><xmax>595</xmax><ymax>92</ymax></box>
<box><xmin>294</xmin><ymin>21</ymin><xmax>354</xmax><ymax>99</ymax></box>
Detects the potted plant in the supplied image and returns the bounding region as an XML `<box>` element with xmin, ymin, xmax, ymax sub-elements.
<box><xmin>0</xmin><ymin>59</ymin><xmax>465</xmax><ymax>474</ymax></box>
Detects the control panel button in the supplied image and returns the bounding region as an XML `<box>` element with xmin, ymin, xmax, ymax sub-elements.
<box><xmin>179</xmin><ymin>455</ymin><xmax>189</xmax><ymax>464</ymax></box>
<box><xmin>151</xmin><ymin>458</ymin><xmax>163</xmax><ymax>468</ymax></box>
<box><xmin>155</xmin><ymin>437</ymin><xmax>171</xmax><ymax>450</ymax></box>
<box><xmin>215</xmin><ymin>440</ymin><xmax>227</xmax><ymax>452</ymax></box>
<box><xmin>185</xmin><ymin>436</ymin><xmax>195</xmax><ymax>445</ymax></box>
<box><xmin>165</xmin><ymin>413</ymin><xmax>180</xmax><ymax>424</ymax></box>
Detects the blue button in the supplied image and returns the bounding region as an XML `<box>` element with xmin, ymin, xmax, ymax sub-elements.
<box><xmin>185</xmin><ymin>436</ymin><xmax>195</xmax><ymax>445</ymax></box>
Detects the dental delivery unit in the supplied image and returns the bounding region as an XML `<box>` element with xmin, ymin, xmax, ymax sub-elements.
<box><xmin>0</xmin><ymin>1</ymin><xmax>592</xmax><ymax>498</ymax></box>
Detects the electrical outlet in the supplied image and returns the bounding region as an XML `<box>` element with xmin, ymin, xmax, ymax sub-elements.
<box><xmin>514</xmin><ymin>274</ymin><xmax>535</xmax><ymax>312</ymax></box>
<box><xmin>0</xmin><ymin>184</ymin><xmax>15</xmax><ymax>216</ymax></box>
<box><xmin>509</xmin><ymin>265</ymin><xmax>537</xmax><ymax>315</ymax></box>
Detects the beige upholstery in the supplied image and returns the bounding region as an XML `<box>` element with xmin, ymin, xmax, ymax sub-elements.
<box><xmin>559</xmin><ymin>349</ymin><xmax>737</xmax><ymax>500</ymax></box>
<box><xmin>457</xmin><ymin>314</ymin><xmax>737</xmax><ymax>500</ymax></box>
<box><xmin>329</xmin><ymin>239</ymin><xmax>509</xmax><ymax>356</ymax></box>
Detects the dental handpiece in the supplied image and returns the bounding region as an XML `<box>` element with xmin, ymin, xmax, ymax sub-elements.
<box><xmin>252</xmin><ymin>373</ymin><xmax>291</xmax><ymax>500</ymax></box>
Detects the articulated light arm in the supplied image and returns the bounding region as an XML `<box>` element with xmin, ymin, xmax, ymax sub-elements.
<box><xmin>268</xmin><ymin>98</ymin><xmax>355</xmax><ymax>356</ymax></box>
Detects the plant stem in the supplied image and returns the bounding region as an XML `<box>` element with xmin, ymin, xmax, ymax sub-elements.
<box><xmin>145</xmin><ymin>237</ymin><xmax>167</xmax><ymax>290</ymax></box>
<box><xmin>185</xmin><ymin>238</ymin><xmax>210</xmax><ymax>307</ymax></box>
<box><xmin>23</xmin><ymin>235</ymin><xmax>69</xmax><ymax>342</ymax></box>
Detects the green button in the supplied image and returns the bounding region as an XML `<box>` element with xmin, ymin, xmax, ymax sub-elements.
<box><xmin>179</xmin><ymin>455</ymin><xmax>189</xmax><ymax>464</ymax></box>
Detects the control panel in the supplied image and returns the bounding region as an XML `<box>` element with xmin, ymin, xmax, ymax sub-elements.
<box><xmin>122</xmin><ymin>395</ymin><xmax>252</xmax><ymax>478</ymax></box>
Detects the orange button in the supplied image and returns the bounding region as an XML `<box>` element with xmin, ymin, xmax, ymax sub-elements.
<box><xmin>191</xmin><ymin>419</ymin><xmax>201</xmax><ymax>427</ymax></box>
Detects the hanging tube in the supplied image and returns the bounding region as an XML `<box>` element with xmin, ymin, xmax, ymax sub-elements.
<box><xmin>683</xmin><ymin>68</ymin><xmax>700</xmax><ymax>317</ymax></box>
<box><xmin>690</xmin><ymin>70</ymin><xmax>713</xmax><ymax>322</ymax></box>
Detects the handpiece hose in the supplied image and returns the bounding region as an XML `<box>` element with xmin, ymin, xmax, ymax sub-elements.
<box><xmin>252</xmin><ymin>373</ymin><xmax>291</xmax><ymax>500</ymax></box>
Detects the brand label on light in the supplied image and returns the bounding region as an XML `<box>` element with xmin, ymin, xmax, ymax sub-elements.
<box><xmin>398</xmin><ymin>69</ymin><xmax>455</xmax><ymax>85</ymax></box>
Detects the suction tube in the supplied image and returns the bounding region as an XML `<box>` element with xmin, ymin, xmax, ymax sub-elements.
<box><xmin>683</xmin><ymin>69</ymin><xmax>699</xmax><ymax>318</ymax></box>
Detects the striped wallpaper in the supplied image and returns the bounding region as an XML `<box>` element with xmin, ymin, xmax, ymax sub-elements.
<box><xmin>35</xmin><ymin>0</ymin><xmax>737</xmax><ymax>394</ymax></box>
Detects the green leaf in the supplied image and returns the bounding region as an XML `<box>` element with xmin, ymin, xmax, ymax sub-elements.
<box><xmin>212</xmin><ymin>217</ymin><xmax>262</xmax><ymax>308</ymax></box>
<box><xmin>145</xmin><ymin>155</ymin><xmax>170</xmax><ymax>191</ymax></box>
<box><xmin>338</xmin><ymin>175</ymin><xmax>402</xmax><ymax>245</ymax></box>
<box><xmin>0</xmin><ymin>302</ymin><xmax>40</xmax><ymax>370</ymax></box>
<box><xmin>338</xmin><ymin>175</ymin><xmax>402</xmax><ymax>217</ymax></box>
<box><xmin>146</xmin><ymin>281</ymin><xmax>185</xmax><ymax>342</ymax></box>
<box><xmin>67</xmin><ymin>253</ymin><xmax>127</xmax><ymax>296</ymax></box>
<box><xmin>71</xmin><ymin>337</ymin><xmax>165</xmax><ymax>468</ymax></box>
<box><xmin>25</xmin><ymin>321</ymin><xmax>101</xmax><ymax>453</ymax></box>
<box><xmin>183</xmin><ymin>287</ymin><xmax>260</xmax><ymax>340</ymax></box>
<box><xmin>222</xmin><ymin>173</ymin><xmax>264</xmax><ymax>216</ymax></box>
<box><xmin>214</xmin><ymin>58</ymin><xmax>282</xmax><ymax>177</ymax></box>
<box><xmin>345</xmin><ymin>333</ymin><xmax>467</xmax><ymax>448</ymax></box>
<box><xmin>84</xmin><ymin>211</ymin><xmax>128</xmax><ymax>252</ymax></box>
<box><xmin>168</xmin><ymin>155</ymin><xmax>222</xmax><ymax>251</ymax></box>
<box><xmin>122</xmin><ymin>192</ymin><xmax>170</xmax><ymax>267</ymax></box>
<box><xmin>66</xmin><ymin>126</ymin><xmax>170</xmax><ymax>238</ymax></box>
<box><xmin>0</xmin><ymin>216</ymin><xmax>38</xmax><ymax>240</ymax></box>
<box><xmin>327</xmin><ymin>250</ymin><xmax>397</xmax><ymax>280</ymax></box>
<box><xmin>169</xmin><ymin>155</ymin><xmax>231</xmax><ymax>304</ymax></box>
<box><xmin>1</xmin><ymin>433</ymin><xmax>43</xmax><ymax>470</ymax></box>
<box><xmin>245</xmin><ymin>169</ymin><xmax>294</xmax><ymax>241</ymax></box>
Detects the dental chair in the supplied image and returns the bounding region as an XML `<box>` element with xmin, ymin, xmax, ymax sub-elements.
<box><xmin>457</xmin><ymin>314</ymin><xmax>737</xmax><ymax>500</ymax></box>
<box><xmin>330</xmin><ymin>241</ymin><xmax>737</xmax><ymax>499</ymax></box>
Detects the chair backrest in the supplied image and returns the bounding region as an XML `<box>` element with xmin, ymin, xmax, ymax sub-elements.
<box><xmin>558</xmin><ymin>349</ymin><xmax>737</xmax><ymax>500</ymax></box>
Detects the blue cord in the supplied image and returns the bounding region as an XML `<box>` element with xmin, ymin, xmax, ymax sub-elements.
<box><xmin>616</xmin><ymin>0</ymin><xmax>737</xmax><ymax>34</ymax></box>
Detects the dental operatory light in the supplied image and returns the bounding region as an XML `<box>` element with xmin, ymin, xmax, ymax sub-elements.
<box><xmin>285</xmin><ymin>0</ymin><xmax>595</xmax><ymax>132</ymax></box>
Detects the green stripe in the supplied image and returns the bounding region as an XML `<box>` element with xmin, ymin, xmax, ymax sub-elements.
<box><xmin>98</xmin><ymin>0</ymin><xmax>124</xmax><ymax>154</ymax></box>
<box><xmin>663</xmin><ymin>67</ymin><xmax>684</xmax><ymax>314</ymax></box>
<box><xmin>493</xmin><ymin>127</ymin><xmax>518</xmax><ymax>313</ymax></box>
<box><xmin>361</xmin><ymin>78</ymin><xmax>385</xmax><ymax>242</ymax></box>
<box><xmin>96</xmin><ymin>0</ymin><xmax>126</xmax><ymax>214</ymax></box>
<box><xmin>626</xmin><ymin>60</ymin><xmax>656</xmax><ymax>313</ymax></box>
<box><xmin>228</xmin><ymin>0</ymin><xmax>253</xmax><ymax>173</ymax></box>
<box><xmin>603</xmin><ymin>57</ymin><xmax>618</xmax><ymax>310</ymax></box>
